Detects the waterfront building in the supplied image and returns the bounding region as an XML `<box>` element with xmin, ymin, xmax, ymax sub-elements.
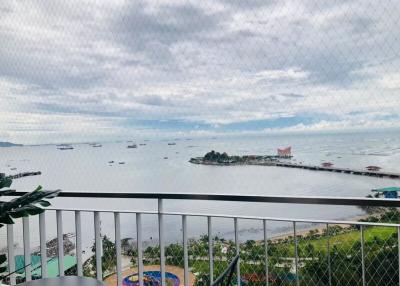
<box><xmin>277</xmin><ymin>146</ymin><xmax>292</xmax><ymax>157</ymax></box>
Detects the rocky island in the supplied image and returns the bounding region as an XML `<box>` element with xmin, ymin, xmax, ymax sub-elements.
<box><xmin>189</xmin><ymin>150</ymin><xmax>400</xmax><ymax>180</ymax></box>
<box><xmin>189</xmin><ymin>150</ymin><xmax>286</xmax><ymax>166</ymax></box>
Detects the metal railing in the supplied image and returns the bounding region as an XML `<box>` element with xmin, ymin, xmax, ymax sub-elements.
<box><xmin>3</xmin><ymin>192</ymin><xmax>400</xmax><ymax>286</ymax></box>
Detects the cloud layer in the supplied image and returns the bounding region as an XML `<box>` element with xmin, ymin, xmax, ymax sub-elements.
<box><xmin>1</xmin><ymin>0</ymin><xmax>399</xmax><ymax>143</ymax></box>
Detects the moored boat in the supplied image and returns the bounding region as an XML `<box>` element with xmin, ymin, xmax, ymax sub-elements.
<box><xmin>58</xmin><ymin>144</ymin><xmax>74</xmax><ymax>150</ymax></box>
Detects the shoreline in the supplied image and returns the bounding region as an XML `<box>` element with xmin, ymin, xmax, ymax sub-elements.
<box><xmin>266</xmin><ymin>212</ymin><xmax>379</xmax><ymax>243</ymax></box>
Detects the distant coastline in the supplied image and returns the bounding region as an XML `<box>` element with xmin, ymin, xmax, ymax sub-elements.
<box><xmin>0</xmin><ymin>141</ymin><xmax>23</xmax><ymax>147</ymax></box>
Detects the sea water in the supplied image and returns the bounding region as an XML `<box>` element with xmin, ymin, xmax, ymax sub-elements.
<box><xmin>1</xmin><ymin>130</ymin><xmax>399</xmax><ymax>253</ymax></box>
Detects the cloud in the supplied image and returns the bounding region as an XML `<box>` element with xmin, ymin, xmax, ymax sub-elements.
<box><xmin>0</xmin><ymin>0</ymin><xmax>399</xmax><ymax>143</ymax></box>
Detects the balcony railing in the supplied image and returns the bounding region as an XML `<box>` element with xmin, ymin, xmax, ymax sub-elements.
<box><xmin>2</xmin><ymin>192</ymin><xmax>400</xmax><ymax>286</ymax></box>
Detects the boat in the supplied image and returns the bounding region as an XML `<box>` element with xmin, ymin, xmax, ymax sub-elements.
<box><xmin>119</xmin><ymin>162</ymin><xmax>125</xmax><ymax>165</ymax></box>
<box><xmin>168</xmin><ymin>143</ymin><xmax>176</xmax><ymax>146</ymax></box>
<box><xmin>58</xmin><ymin>145</ymin><xmax>74</xmax><ymax>150</ymax></box>
<box><xmin>164</xmin><ymin>157</ymin><xmax>168</xmax><ymax>159</ymax></box>
<box><xmin>127</xmin><ymin>144</ymin><xmax>137</xmax><ymax>148</ymax></box>
<box><xmin>139</xmin><ymin>143</ymin><xmax>146</xmax><ymax>146</ymax></box>
<box><xmin>92</xmin><ymin>144</ymin><xmax>102</xmax><ymax>148</ymax></box>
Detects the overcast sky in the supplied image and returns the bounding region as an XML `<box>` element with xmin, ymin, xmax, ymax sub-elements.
<box><xmin>1</xmin><ymin>0</ymin><xmax>399</xmax><ymax>143</ymax></box>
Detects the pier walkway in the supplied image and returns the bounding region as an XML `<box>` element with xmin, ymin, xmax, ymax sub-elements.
<box><xmin>272</xmin><ymin>162</ymin><xmax>400</xmax><ymax>179</ymax></box>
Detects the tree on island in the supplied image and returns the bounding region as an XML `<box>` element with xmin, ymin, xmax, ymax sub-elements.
<box><xmin>203</xmin><ymin>151</ymin><xmax>229</xmax><ymax>162</ymax></box>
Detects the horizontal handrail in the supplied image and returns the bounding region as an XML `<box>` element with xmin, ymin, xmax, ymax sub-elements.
<box><xmin>42</xmin><ymin>207</ymin><xmax>400</xmax><ymax>227</ymax></box>
<box><xmin>4</xmin><ymin>190</ymin><xmax>400</xmax><ymax>207</ymax></box>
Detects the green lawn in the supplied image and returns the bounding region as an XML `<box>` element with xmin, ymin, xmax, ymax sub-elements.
<box><xmin>269</xmin><ymin>225</ymin><xmax>398</xmax><ymax>257</ymax></box>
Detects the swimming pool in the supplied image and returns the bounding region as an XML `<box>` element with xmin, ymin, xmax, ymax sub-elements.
<box><xmin>123</xmin><ymin>271</ymin><xmax>180</xmax><ymax>286</ymax></box>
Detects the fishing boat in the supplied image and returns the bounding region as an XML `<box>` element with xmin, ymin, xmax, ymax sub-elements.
<box><xmin>58</xmin><ymin>145</ymin><xmax>74</xmax><ymax>150</ymax></box>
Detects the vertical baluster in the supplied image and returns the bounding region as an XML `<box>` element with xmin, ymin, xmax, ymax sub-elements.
<box><xmin>75</xmin><ymin>211</ymin><xmax>83</xmax><ymax>276</ymax></box>
<box><xmin>398</xmin><ymin>226</ymin><xmax>400</xmax><ymax>286</ymax></box>
<box><xmin>23</xmin><ymin>216</ymin><xmax>31</xmax><ymax>281</ymax></box>
<box><xmin>94</xmin><ymin>211</ymin><xmax>102</xmax><ymax>280</ymax></box>
<box><xmin>115</xmin><ymin>213</ymin><xmax>122</xmax><ymax>286</ymax></box>
<box><xmin>263</xmin><ymin>220</ymin><xmax>268</xmax><ymax>286</ymax></box>
<box><xmin>361</xmin><ymin>225</ymin><xmax>366</xmax><ymax>286</ymax></box>
<box><xmin>7</xmin><ymin>224</ymin><xmax>16</xmax><ymax>285</ymax></box>
<box><xmin>327</xmin><ymin>224</ymin><xmax>332</xmax><ymax>286</ymax></box>
<box><xmin>208</xmin><ymin>216</ymin><xmax>213</xmax><ymax>285</ymax></box>
<box><xmin>293</xmin><ymin>222</ymin><xmax>299</xmax><ymax>286</ymax></box>
<box><xmin>234</xmin><ymin>218</ymin><xmax>240</xmax><ymax>286</ymax></box>
<box><xmin>56</xmin><ymin>210</ymin><xmax>64</xmax><ymax>276</ymax></box>
<box><xmin>158</xmin><ymin>199</ymin><xmax>166</xmax><ymax>286</ymax></box>
<box><xmin>182</xmin><ymin>215</ymin><xmax>189</xmax><ymax>286</ymax></box>
<box><xmin>39</xmin><ymin>212</ymin><xmax>48</xmax><ymax>278</ymax></box>
<box><xmin>136</xmin><ymin>213</ymin><xmax>144</xmax><ymax>286</ymax></box>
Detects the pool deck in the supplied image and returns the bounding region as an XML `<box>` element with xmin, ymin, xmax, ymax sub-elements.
<box><xmin>104</xmin><ymin>265</ymin><xmax>195</xmax><ymax>286</ymax></box>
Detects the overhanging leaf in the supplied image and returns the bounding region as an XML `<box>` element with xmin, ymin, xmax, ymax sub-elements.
<box><xmin>0</xmin><ymin>254</ymin><xmax>6</xmax><ymax>264</ymax></box>
<box><xmin>38</xmin><ymin>200</ymin><xmax>51</xmax><ymax>207</ymax></box>
<box><xmin>0</xmin><ymin>214</ymin><xmax>14</xmax><ymax>224</ymax></box>
<box><xmin>34</xmin><ymin>185</ymin><xmax>43</xmax><ymax>192</ymax></box>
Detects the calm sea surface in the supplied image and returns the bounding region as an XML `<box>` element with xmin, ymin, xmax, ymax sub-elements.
<box><xmin>1</xmin><ymin>131</ymin><xmax>400</xmax><ymax>252</ymax></box>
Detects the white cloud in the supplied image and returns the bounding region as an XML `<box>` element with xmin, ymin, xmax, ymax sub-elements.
<box><xmin>0</xmin><ymin>0</ymin><xmax>400</xmax><ymax>143</ymax></box>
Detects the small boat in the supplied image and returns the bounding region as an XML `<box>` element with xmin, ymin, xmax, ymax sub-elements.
<box><xmin>92</xmin><ymin>144</ymin><xmax>102</xmax><ymax>148</ymax></box>
<box><xmin>164</xmin><ymin>157</ymin><xmax>168</xmax><ymax>159</ymax></box>
<box><xmin>119</xmin><ymin>162</ymin><xmax>125</xmax><ymax>165</ymax></box>
<box><xmin>168</xmin><ymin>143</ymin><xmax>176</xmax><ymax>146</ymax></box>
<box><xmin>58</xmin><ymin>145</ymin><xmax>74</xmax><ymax>150</ymax></box>
<box><xmin>139</xmin><ymin>143</ymin><xmax>146</xmax><ymax>146</ymax></box>
<box><xmin>108</xmin><ymin>161</ymin><xmax>114</xmax><ymax>163</ymax></box>
<box><xmin>127</xmin><ymin>144</ymin><xmax>137</xmax><ymax>148</ymax></box>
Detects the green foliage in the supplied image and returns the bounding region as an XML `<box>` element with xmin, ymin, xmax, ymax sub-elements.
<box><xmin>0</xmin><ymin>178</ymin><xmax>59</xmax><ymax>280</ymax></box>
<box><xmin>84</xmin><ymin>236</ymin><xmax>117</xmax><ymax>278</ymax></box>
<box><xmin>0</xmin><ymin>185</ymin><xmax>60</xmax><ymax>228</ymax></box>
<box><xmin>203</xmin><ymin>151</ymin><xmax>230</xmax><ymax>162</ymax></box>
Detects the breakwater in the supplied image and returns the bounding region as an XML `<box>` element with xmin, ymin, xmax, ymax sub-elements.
<box><xmin>190</xmin><ymin>158</ymin><xmax>400</xmax><ymax>179</ymax></box>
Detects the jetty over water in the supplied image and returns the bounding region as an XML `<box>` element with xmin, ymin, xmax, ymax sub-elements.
<box><xmin>272</xmin><ymin>162</ymin><xmax>400</xmax><ymax>179</ymax></box>
<box><xmin>190</xmin><ymin>152</ymin><xmax>400</xmax><ymax>180</ymax></box>
<box><xmin>7</xmin><ymin>171</ymin><xmax>42</xmax><ymax>179</ymax></box>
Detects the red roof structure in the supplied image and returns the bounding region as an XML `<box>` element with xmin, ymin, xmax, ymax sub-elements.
<box><xmin>366</xmin><ymin>166</ymin><xmax>382</xmax><ymax>171</ymax></box>
<box><xmin>277</xmin><ymin>146</ymin><xmax>292</xmax><ymax>157</ymax></box>
<box><xmin>322</xmin><ymin>162</ymin><xmax>334</xmax><ymax>167</ymax></box>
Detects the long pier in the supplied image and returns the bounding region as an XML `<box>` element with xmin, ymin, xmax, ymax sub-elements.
<box><xmin>190</xmin><ymin>157</ymin><xmax>400</xmax><ymax>179</ymax></box>
<box><xmin>272</xmin><ymin>162</ymin><xmax>400</xmax><ymax>179</ymax></box>
<box><xmin>7</xmin><ymin>171</ymin><xmax>42</xmax><ymax>179</ymax></box>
